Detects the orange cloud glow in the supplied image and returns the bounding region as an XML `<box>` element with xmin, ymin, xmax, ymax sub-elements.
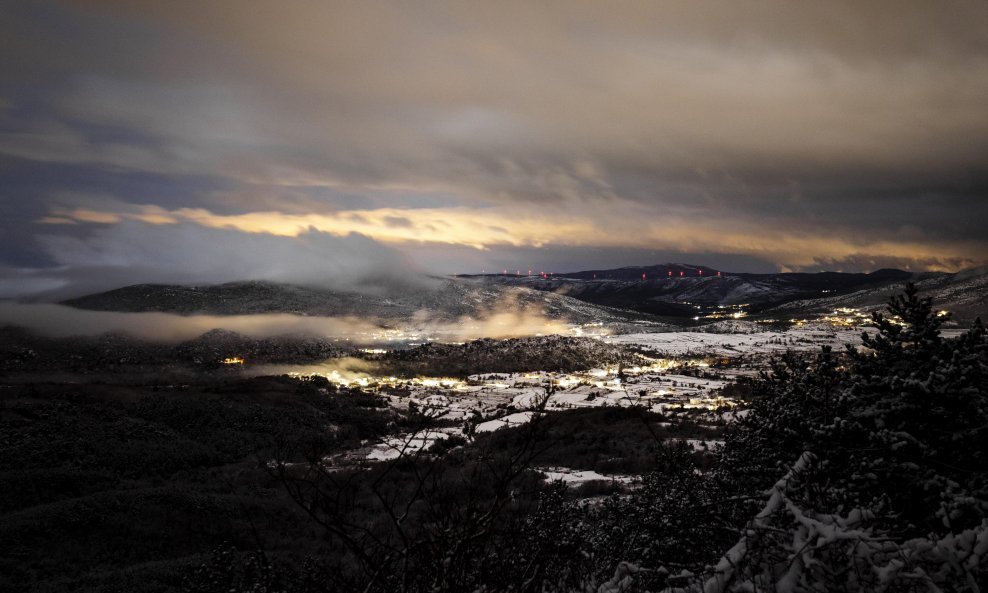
<box><xmin>40</xmin><ymin>205</ymin><xmax>982</xmax><ymax>272</ymax></box>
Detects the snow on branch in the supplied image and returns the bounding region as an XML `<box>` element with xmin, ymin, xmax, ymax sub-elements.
<box><xmin>656</xmin><ymin>451</ymin><xmax>987</xmax><ymax>593</ymax></box>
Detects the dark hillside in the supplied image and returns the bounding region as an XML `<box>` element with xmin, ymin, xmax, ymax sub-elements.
<box><xmin>0</xmin><ymin>377</ymin><xmax>395</xmax><ymax>593</ymax></box>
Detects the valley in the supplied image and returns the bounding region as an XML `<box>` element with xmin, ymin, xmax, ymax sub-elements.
<box><xmin>1</xmin><ymin>264</ymin><xmax>985</xmax><ymax>593</ymax></box>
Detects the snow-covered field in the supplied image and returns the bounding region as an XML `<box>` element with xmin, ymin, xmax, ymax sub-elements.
<box><xmin>604</xmin><ymin>327</ymin><xmax>864</xmax><ymax>356</ymax></box>
<box><xmin>302</xmin><ymin>325</ymin><xmax>876</xmax><ymax>468</ymax></box>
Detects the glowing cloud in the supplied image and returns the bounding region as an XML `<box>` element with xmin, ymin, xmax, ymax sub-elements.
<box><xmin>40</xmin><ymin>204</ymin><xmax>982</xmax><ymax>272</ymax></box>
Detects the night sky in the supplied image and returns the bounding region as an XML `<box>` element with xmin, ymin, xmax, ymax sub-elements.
<box><xmin>2</xmin><ymin>1</ymin><xmax>987</xmax><ymax>297</ymax></box>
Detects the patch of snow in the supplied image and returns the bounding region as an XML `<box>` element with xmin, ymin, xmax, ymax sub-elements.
<box><xmin>537</xmin><ymin>467</ymin><xmax>635</xmax><ymax>485</ymax></box>
<box><xmin>475</xmin><ymin>411</ymin><xmax>536</xmax><ymax>433</ymax></box>
<box><xmin>365</xmin><ymin>427</ymin><xmax>461</xmax><ymax>460</ymax></box>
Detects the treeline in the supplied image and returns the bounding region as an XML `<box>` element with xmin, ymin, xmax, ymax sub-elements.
<box><xmin>366</xmin><ymin>336</ymin><xmax>646</xmax><ymax>377</ymax></box>
<box><xmin>0</xmin><ymin>327</ymin><xmax>354</xmax><ymax>374</ymax></box>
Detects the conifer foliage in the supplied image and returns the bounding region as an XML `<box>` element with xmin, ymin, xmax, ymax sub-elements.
<box><xmin>679</xmin><ymin>284</ymin><xmax>988</xmax><ymax>592</ymax></box>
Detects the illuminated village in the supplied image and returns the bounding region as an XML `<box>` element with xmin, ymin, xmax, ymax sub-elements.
<box><xmin>235</xmin><ymin>302</ymin><xmax>957</xmax><ymax>466</ymax></box>
<box><xmin>263</xmin><ymin>320</ymin><xmax>890</xmax><ymax>464</ymax></box>
<box><xmin>303</xmin><ymin>355</ymin><xmax>741</xmax><ymax>464</ymax></box>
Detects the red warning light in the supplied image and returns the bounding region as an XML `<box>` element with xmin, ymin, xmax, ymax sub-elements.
<box><xmin>680</xmin><ymin>271</ymin><xmax>684</xmax><ymax>277</ymax></box>
<box><xmin>642</xmin><ymin>273</ymin><xmax>646</xmax><ymax>280</ymax></box>
<box><xmin>698</xmin><ymin>269</ymin><xmax>703</xmax><ymax>275</ymax></box>
<box><xmin>717</xmin><ymin>271</ymin><xmax>721</xmax><ymax>277</ymax></box>
<box><xmin>668</xmin><ymin>270</ymin><xmax>672</xmax><ymax>277</ymax></box>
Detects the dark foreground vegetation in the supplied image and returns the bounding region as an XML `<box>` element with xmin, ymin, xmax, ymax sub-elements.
<box><xmin>2</xmin><ymin>285</ymin><xmax>985</xmax><ymax>592</ymax></box>
<box><xmin>0</xmin><ymin>376</ymin><xmax>395</xmax><ymax>592</ymax></box>
<box><xmin>0</xmin><ymin>375</ymin><xmax>691</xmax><ymax>592</ymax></box>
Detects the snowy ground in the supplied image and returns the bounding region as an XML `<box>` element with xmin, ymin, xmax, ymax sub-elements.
<box><xmin>536</xmin><ymin>467</ymin><xmax>636</xmax><ymax>485</ymax></box>
<box><xmin>364</xmin><ymin>427</ymin><xmax>464</xmax><ymax>461</ymax></box>
<box><xmin>603</xmin><ymin>327</ymin><xmax>864</xmax><ymax>356</ymax></box>
<box><xmin>296</xmin><ymin>325</ymin><xmax>875</xmax><ymax>469</ymax></box>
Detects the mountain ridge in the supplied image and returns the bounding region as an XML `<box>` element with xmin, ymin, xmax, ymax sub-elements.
<box><xmin>58</xmin><ymin>278</ymin><xmax>650</xmax><ymax>326</ymax></box>
<box><xmin>480</xmin><ymin>264</ymin><xmax>983</xmax><ymax>324</ymax></box>
<box><xmin>57</xmin><ymin>265</ymin><xmax>987</xmax><ymax>326</ymax></box>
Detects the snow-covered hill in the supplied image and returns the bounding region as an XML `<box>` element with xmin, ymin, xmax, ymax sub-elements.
<box><xmin>482</xmin><ymin>264</ymin><xmax>986</xmax><ymax>324</ymax></box>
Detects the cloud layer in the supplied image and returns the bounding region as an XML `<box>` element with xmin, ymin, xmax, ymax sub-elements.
<box><xmin>1</xmin><ymin>222</ymin><xmax>426</xmax><ymax>299</ymax></box>
<box><xmin>1</xmin><ymin>0</ymin><xmax>987</xmax><ymax>294</ymax></box>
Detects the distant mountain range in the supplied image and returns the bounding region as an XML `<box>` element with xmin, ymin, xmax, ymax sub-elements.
<box><xmin>59</xmin><ymin>265</ymin><xmax>988</xmax><ymax>326</ymax></box>
<box><xmin>481</xmin><ymin>264</ymin><xmax>987</xmax><ymax>324</ymax></box>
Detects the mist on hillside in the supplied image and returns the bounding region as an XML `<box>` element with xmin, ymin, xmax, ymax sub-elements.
<box><xmin>0</xmin><ymin>302</ymin><xmax>573</xmax><ymax>343</ymax></box>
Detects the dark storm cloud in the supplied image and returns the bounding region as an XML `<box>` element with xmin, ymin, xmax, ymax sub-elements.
<box><xmin>1</xmin><ymin>0</ymin><xmax>987</xmax><ymax>295</ymax></box>
<box><xmin>802</xmin><ymin>254</ymin><xmax>975</xmax><ymax>275</ymax></box>
<box><xmin>415</xmin><ymin>243</ymin><xmax>781</xmax><ymax>276</ymax></box>
<box><xmin>0</xmin><ymin>222</ymin><xmax>430</xmax><ymax>299</ymax></box>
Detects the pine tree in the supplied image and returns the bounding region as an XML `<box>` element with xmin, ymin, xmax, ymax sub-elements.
<box><xmin>687</xmin><ymin>285</ymin><xmax>988</xmax><ymax>593</ymax></box>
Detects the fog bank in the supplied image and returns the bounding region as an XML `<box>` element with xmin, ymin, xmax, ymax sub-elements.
<box><xmin>0</xmin><ymin>302</ymin><xmax>574</xmax><ymax>343</ymax></box>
